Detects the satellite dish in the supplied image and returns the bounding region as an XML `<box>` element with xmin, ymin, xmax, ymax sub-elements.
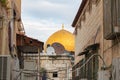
<box><xmin>46</xmin><ymin>46</ymin><xmax>55</xmax><ymax>55</ymax></box>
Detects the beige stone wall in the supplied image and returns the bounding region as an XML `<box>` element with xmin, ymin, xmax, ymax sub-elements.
<box><xmin>0</xmin><ymin>3</ymin><xmax>2</xmax><ymax>53</ymax></box>
<box><xmin>74</xmin><ymin>0</ymin><xmax>120</xmax><ymax>69</ymax></box>
<box><xmin>40</xmin><ymin>55</ymin><xmax>72</xmax><ymax>80</ymax></box>
<box><xmin>0</xmin><ymin>1</ymin><xmax>10</xmax><ymax>55</ymax></box>
<box><xmin>75</xmin><ymin>0</ymin><xmax>104</xmax><ymax>64</ymax></box>
<box><xmin>14</xmin><ymin>0</ymin><xmax>21</xmax><ymax>13</ymax></box>
<box><xmin>0</xmin><ymin>0</ymin><xmax>22</xmax><ymax>55</ymax></box>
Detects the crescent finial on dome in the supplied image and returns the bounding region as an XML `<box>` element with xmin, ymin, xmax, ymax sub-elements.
<box><xmin>62</xmin><ymin>24</ymin><xmax>64</xmax><ymax>29</ymax></box>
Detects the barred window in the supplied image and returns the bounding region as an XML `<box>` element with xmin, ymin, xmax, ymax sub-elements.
<box><xmin>78</xmin><ymin>53</ymin><xmax>99</xmax><ymax>80</ymax></box>
<box><xmin>85</xmin><ymin>53</ymin><xmax>99</xmax><ymax>80</ymax></box>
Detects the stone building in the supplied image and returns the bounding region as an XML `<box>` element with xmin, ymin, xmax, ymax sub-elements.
<box><xmin>17</xmin><ymin>34</ymin><xmax>44</xmax><ymax>80</ymax></box>
<box><xmin>44</xmin><ymin>24</ymin><xmax>74</xmax><ymax>53</ymax></box>
<box><xmin>0</xmin><ymin>0</ymin><xmax>24</xmax><ymax>55</ymax></box>
<box><xmin>40</xmin><ymin>26</ymin><xmax>75</xmax><ymax>80</ymax></box>
<box><xmin>40</xmin><ymin>54</ymin><xmax>72</xmax><ymax>80</ymax></box>
<box><xmin>0</xmin><ymin>0</ymin><xmax>25</xmax><ymax>79</ymax></box>
<box><xmin>40</xmin><ymin>25</ymin><xmax>74</xmax><ymax>80</ymax></box>
<box><xmin>22</xmin><ymin>53</ymin><xmax>72</xmax><ymax>80</ymax></box>
<box><xmin>18</xmin><ymin>26</ymin><xmax>74</xmax><ymax>80</ymax></box>
<box><xmin>72</xmin><ymin>0</ymin><xmax>120</xmax><ymax>80</ymax></box>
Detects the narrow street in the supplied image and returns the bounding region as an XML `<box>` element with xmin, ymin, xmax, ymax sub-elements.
<box><xmin>0</xmin><ymin>0</ymin><xmax>120</xmax><ymax>80</ymax></box>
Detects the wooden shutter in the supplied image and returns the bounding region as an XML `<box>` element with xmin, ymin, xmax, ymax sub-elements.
<box><xmin>103</xmin><ymin>0</ymin><xmax>113</xmax><ymax>39</ymax></box>
<box><xmin>104</xmin><ymin>0</ymin><xmax>120</xmax><ymax>40</ymax></box>
<box><xmin>112</xmin><ymin>0</ymin><xmax>117</xmax><ymax>27</ymax></box>
<box><xmin>111</xmin><ymin>0</ymin><xmax>120</xmax><ymax>37</ymax></box>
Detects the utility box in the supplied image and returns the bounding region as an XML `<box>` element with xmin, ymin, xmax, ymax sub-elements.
<box><xmin>98</xmin><ymin>70</ymin><xmax>110</xmax><ymax>80</ymax></box>
<box><xmin>0</xmin><ymin>55</ymin><xmax>11</xmax><ymax>80</ymax></box>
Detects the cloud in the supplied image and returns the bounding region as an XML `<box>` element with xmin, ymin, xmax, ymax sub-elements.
<box><xmin>21</xmin><ymin>0</ymin><xmax>81</xmax><ymax>42</ymax></box>
<box><xmin>22</xmin><ymin>1</ymin><xmax>68</xmax><ymax>14</ymax></box>
<box><xmin>22</xmin><ymin>16</ymin><xmax>74</xmax><ymax>42</ymax></box>
<box><xmin>22</xmin><ymin>0</ymin><xmax>80</xmax><ymax>22</ymax></box>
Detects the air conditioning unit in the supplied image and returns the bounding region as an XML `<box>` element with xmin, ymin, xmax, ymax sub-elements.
<box><xmin>0</xmin><ymin>55</ymin><xmax>11</xmax><ymax>80</ymax></box>
<box><xmin>103</xmin><ymin>0</ymin><xmax>120</xmax><ymax>40</ymax></box>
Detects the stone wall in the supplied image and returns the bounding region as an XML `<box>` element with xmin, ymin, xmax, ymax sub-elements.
<box><xmin>74</xmin><ymin>0</ymin><xmax>120</xmax><ymax>69</ymax></box>
<box><xmin>75</xmin><ymin>0</ymin><xmax>104</xmax><ymax>65</ymax></box>
<box><xmin>40</xmin><ymin>55</ymin><xmax>72</xmax><ymax>80</ymax></box>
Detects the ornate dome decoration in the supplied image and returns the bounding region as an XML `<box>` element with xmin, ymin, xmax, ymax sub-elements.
<box><xmin>44</xmin><ymin>25</ymin><xmax>74</xmax><ymax>53</ymax></box>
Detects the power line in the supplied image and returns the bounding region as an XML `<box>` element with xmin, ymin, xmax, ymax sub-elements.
<box><xmin>72</xmin><ymin>54</ymin><xmax>106</xmax><ymax>73</ymax></box>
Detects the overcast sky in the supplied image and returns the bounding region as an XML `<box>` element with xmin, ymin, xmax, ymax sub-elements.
<box><xmin>21</xmin><ymin>0</ymin><xmax>82</xmax><ymax>42</ymax></box>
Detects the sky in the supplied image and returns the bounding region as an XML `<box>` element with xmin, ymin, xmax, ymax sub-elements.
<box><xmin>21</xmin><ymin>0</ymin><xmax>82</xmax><ymax>42</ymax></box>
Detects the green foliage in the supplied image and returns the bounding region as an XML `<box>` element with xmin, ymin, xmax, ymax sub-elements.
<box><xmin>0</xmin><ymin>0</ymin><xmax>7</xmax><ymax>7</ymax></box>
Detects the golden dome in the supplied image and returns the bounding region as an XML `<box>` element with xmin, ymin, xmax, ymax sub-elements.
<box><xmin>44</xmin><ymin>26</ymin><xmax>74</xmax><ymax>52</ymax></box>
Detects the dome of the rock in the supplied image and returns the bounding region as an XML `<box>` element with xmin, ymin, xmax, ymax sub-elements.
<box><xmin>44</xmin><ymin>25</ymin><xmax>74</xmax><ymax>52</ymax></box>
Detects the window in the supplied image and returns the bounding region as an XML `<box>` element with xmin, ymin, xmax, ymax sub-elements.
<box><xmin>85</xmin><ymin>53</ymin><xmax>99</xmax><ymax>80</ymax></box>
<box><xmin>78</xmin><ymin>53</ymin><xmax>99</xmax><ymax>80</ymax></box>
<box><xmin>53</xmin><ymin>72</ymin><xmax>58</xmax><ymax>78</ymax></box>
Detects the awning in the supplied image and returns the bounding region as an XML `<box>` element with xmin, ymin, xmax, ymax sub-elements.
<box><xmin>78</xmin><ymin>43</ymin><xmax>99</xmax><ymax>56</ymax></box>
<box><xmin>78</xmin><ymin>50</ymin><xmax>89</xmax><ymax>56</ymax></box>
<box><xmin>84</xmin><ymin>43</ymin><xmax>99</xmax><ymax>51</ymax></box>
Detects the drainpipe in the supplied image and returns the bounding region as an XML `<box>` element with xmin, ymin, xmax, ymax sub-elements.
<box><xmin>10</xmin><ymin>0</ymin><xmax>14</xmax><ymax>56</ymax></box>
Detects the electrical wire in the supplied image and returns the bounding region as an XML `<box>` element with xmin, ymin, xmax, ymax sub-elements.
<box><xmin>103</xmin><ymin>41</ymin><xmax>120</xmax><ymax>54</ymax></box>
<box><xmin>14</xmin><ymin>69</ymin><xmax>23</xmax><ymax>80</ymax></box>
<box><xmin>72</xmin><ymin>54</ymin><xmax>106</xmax><ymax>73</ymax></box>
